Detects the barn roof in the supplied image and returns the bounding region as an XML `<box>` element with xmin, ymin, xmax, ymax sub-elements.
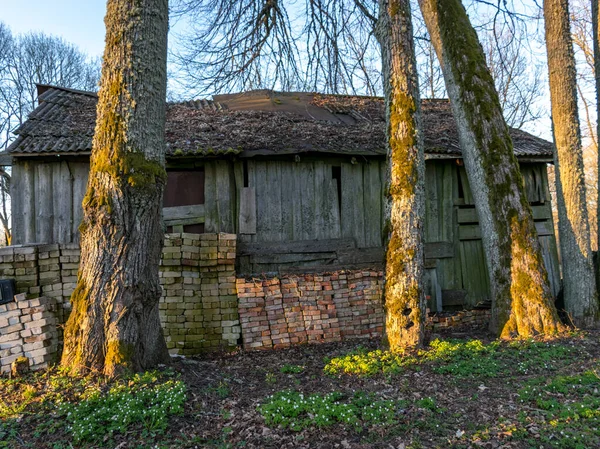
<box><xmin>5</xmin><ymin>85</ymin><xmax>554</xmax><ymax>161</ymax></box>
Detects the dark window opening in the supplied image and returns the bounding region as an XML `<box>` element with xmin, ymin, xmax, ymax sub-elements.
<box><xmin>164</xmin><ymin>168</ymin><xmax>205</xmax><ymax>233</ymax></box>
<box><xmin>243</xmin><ymin>160</ymin><xmax>249</xmax><ymax>188</ymax></box>
<box><xmin>164</xmin><ymin>168</ymin><xmax>205</xmax><ymax>207</ymax></box>
<box><xmin>332</xmin><ymin>165</ymin><xmax>342</xmax><ymax>213</ymax></box>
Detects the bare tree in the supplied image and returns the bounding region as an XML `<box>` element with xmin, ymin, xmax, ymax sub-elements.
<box><xmin>377</xmin><ymin>0</ymin><xmax>426</xmax><ymax>350</ymax></box>
<box><xmin>61</xmin><ymin>0</ymin><xmax>170</xmax><ymax>376</ymax></box>
<box><xmin>0</xmin><ymin>24</ymin><xmax>100</xmax><ymax>246</ymax></box>
<box><xmin>170</xmin><ymin>0</ymin><xmax>381</xmax><ymax>95</ymax></box>
<box><xmin>545</xmin><ymin>0</ymin><xmax>598</xmax><ymax>325</ymax></box>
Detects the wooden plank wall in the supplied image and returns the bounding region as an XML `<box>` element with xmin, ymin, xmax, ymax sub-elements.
<box><xmin>12</xmin><ymin>160</ymin><xmax>89</xmax><ymax>245</ymax></box>
<box><xmin>239</xmin><ymin>158</ymin><xmax>384</xmax><ymax>273</ymax></box>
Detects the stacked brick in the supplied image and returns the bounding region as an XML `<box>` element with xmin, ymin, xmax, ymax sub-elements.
<box><xmin>238</xmin><ymin>271</ymin><xmax>383</xmax><ymax>350</ymax></box>
<box><xmin>0</xmin><ymin>294</ymin><xmax>58</xmax><ymax>374</ymax></box>
<box><xmin>428</xmin><ymin>309</ymin><xmax>491</xmax><ymax>331</ymax></box>
<box><xmin>0</xmin><ymin>246</ymin><xmax>40</xmax><ymax>297</ymax></box>
<box><xmin>58</xmin><ymin>244</ymin><xmax>80</xmax><ymax>325</ymax></box>
<box><xmin>159</xmin><ymin>233</ymin><xmax>240</xmax><ymax>355</ymax></box>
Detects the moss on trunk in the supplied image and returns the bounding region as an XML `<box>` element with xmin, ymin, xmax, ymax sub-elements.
<box><xmin>60</xmin><ymin>0</ymin><xmax>170</xmax><ymax>376</ymax></box>
<box><xmin>377</xmin><ymin>0</ymin><xmax>426</xmax><ymax>350</ymax></box>
<box><xmin>418</xmin><ymin>0</ymin><xmax>563</xmax><ymax>337</ymax></box>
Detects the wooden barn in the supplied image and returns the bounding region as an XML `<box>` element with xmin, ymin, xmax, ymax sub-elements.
<box><xmin>4</xmin><ymin>85</ymin><xmax>560</xmax><ymax>310</ymax></box>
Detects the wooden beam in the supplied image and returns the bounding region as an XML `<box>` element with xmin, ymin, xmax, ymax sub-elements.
<box><xmin>237</xmin><ymin>238</ymin><xmax>356</xmax><ymax>256</ymax></box>
<box><xmin>424</xmin><ymin>241</ymin><xmax>454</xmax><ymax>259</ymax></box>
<box><xmin>163</xmin><ymin>204</ymin><xmax>205</xmax><ymax>225</ymax></box>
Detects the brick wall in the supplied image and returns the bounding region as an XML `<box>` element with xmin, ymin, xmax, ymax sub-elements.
<box><xmin>159</xmin><ymin>233</ymin><xmax>240</xmax><ymax>355</ymax></box>
<box><xmin>0</xmin><ymin>295</ymin><xmax>58</xmax><ymax>374</ymax></box>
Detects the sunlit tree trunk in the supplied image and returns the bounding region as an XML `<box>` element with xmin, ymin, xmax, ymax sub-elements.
<box><xmin>61</xmin><ymin>0</ymin><xmax>170</xmax><ymax>376</ymax></box>
<box><xmin>377</xmin><ymin>0</ymin><xmax>425</xmax><ymax>350</ymax></box>
<box><xmin>418</xmin><ymin>0</ymin><xmax>563</xmax><ymax>337</ymax></box>
<box><xmin>545</xmin><ymin>0</ymin><xmax>598</xmax><ymax>326</ymax></box>
<box><xmin>592</xmin><ymin>0</ymin><xmax>600</xmax><ymax>293</ymax></box>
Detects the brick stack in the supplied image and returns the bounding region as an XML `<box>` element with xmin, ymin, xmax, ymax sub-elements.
<box><xmin>237</xmin><ymin>278</ymin><xmax>272</xmax><ymax>349</ymax></box>
<box><xmin>0</xmin><ymin>295</ymin><xmax>58</xmax><ymax>374</ymax></box>
<box><xmin>238</xmin><ymin>271</ymin><xmax>383</xmax><ymax>350</ymax></box>
<box><xmin>0</xmin><ymin>246</ymin><xmax>40</xmax><ymax>297</ymax></box>
<box><xmin>39</xmin><ymin>244</ymin><xmax>63</xmax><ymax>317</ymax></box>
<box><xmin>428</xmin><ymin>309</ymin><xmax>491</xmax><ymax>331</ymax></box>
<box><xmin>159</xmin><ymin>233</ymin><xmax>240</xmax><ymax>355</ymax></box>
<box><xmin>59</xmin><ymin>244</ymin><xmax>80</xmax><ymax>325</ymax></box>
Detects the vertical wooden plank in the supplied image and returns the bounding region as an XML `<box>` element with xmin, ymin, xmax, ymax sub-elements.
<box><xmin>313</xmin><ymin>161</ymin><xmax>328</xmax><ymax>240</ymax></box>
<box><xmin>52</xmin><ymin>162</ymin><xmax>73</xmax><ymax>243</ymax></box>
<box><xmin>35</xmin><ymin>163</ymin><xmax>53</xmax><ymax>243</ymax></box>
<box><xmin>458</xmin><ymin>240</ymin><xmax>490</xmax><ymax>306</ymax></box>
<box><xmin>458</xmin><ymin>166</ymin><xmax>474</xmax><ymax>205</ymax></box>
<box><xmin>215</xmin><ymin>160</ymin><xmax>235</xmax><ymax>233</ymax></box>
<box><xmin>21</xmin><ymin>160</ymin><xmax>37</xmax><ymax>244</ymax></box>
<box><xmin>254</xmin><ymin>161</ymin><xmax>269</xmax><ymax>241</ymax></box>
<box><xmin>380</xmin><ymin>160</ymin><xmax>387</xmax><ymax>231</ymax></box>
<box><xmin>541</xmin><ymin>163</ymin><xmax>551</xmax><ymax>203</ymax></box>
<box><xmin>204</xmin><ymin>161</ymin><xmax>218</xmax><ymax>232</ymax></box>
<box><xmin>299</xmin><ymin>161</ymin><xmax>315</xmax><ymax>240</ymax></box>
<box><xmin>441</xmin><ymin>162</ymin><xmax>454</xmax><ymax>242</ymax></box>
<box><xmin>341</xmin><ymin>162</ymin><xmax>365</xmax><ymax>247</ymax></box>
<box><xmin>424</xmin><ymin>162</ymin><xmax>439</xmax><ymax>242</ymax></box>
<box><xmin>325</xmin><ymin>178</ymin><xmax>341</xmax><ymax>239</ymax></box>
<box><xmin>233</xmin><ymin>160</ymin><xmax>244</xmax><ymax>233</ymax></box>
<box><xmin>280</xmin><ymin>162</ymin><xmax>295</xmax><ymax>241</ymax></box>
<box><xmin>265</xmin><ymin>161</ymin><xmax>283</xmax><ymax>241</ymax></box>
<box><xmin>363</xmin><ymin>161</ymin><xmax>382</xmax><ymax>247</ymax></box>
<box><xmin>71</xmin><ymin>162</ymin><xmax>89</xmax><ymax>243</ymax></box>
<box><xmin>238</xmin><ymin>187</ymin><xmax>257</xmax><ymax>234</ymax></box>
<box><xmin>10</xmin><ymin>161</ymin><xmax>24</xmax><ymax>244</ymax></box>
<box><xmin>245</xmin><ymin>160</ymin><xmax>258</xmax><ymax>244</ymax></box>
<box><xmin>539</xmin><ymin>234</ymin><xmax>561</xmax><ymax>297</ymax></box>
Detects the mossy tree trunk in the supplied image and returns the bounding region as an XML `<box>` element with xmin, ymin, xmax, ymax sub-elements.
<box><xmin>61</xmin><ymin>0</ymin><xmax>170</xmax><ymax>376</ymax></box>
<box><xmin>376</xmin><ymin>0</ymin><xmax>426</xmax><ymax>350</ymax></box>
<box><xmin>592</xmin><ymin>0</ymin><xmax>600</xmax><ymax>298</ymax></box>
<box><xmin>545</xmin><ymin>0</ymin><xmax>598</xmax><ymax>326</ymax></box>
<box><xmin>418</xmin><ymin>0</ymin><xmax>563</xmax><ymax>337</ymax></box>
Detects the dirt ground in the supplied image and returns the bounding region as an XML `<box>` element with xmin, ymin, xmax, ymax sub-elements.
<box><xmin>2</xmin><ymin>328</ymin><xmax>599</xmax><ymax>449</ymax></box>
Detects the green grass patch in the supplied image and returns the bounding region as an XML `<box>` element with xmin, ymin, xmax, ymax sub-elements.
<box><xmin>59</xmin><ymin>371</ymin><xmax>186</xmax><ymax>443</ymax></box>
<box><xmin>280</xmin><ymin>364</ymin><xmax>305</xmax><ymax>374</ymax></box>
<box><xmin>259</xmin><ymin>390</ymin><xmax>405</xmax><ymax>432</ymax></box>
<box><xmin>514</xmin><ymin>370</ymin><xmax>600</xmax><ymax>448</ymax></box>
<box><xmin>324</xmin><ymin>338</ymin><xmax>579</xmax><ymax>378</ymax></box>
<box><xmin>0</xmin><ymin>368</ymin><xmax>186</xmax><ymax>446</ymax></box>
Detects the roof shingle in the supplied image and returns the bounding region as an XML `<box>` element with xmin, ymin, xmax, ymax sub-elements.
<box><xmin>6</xmin><ymin>85</ymin><xmax>554</xmax><ymax>161</ymax></box>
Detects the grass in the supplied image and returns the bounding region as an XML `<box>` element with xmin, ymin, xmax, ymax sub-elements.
<box><xmin>1</xmin><ymin>331</ymin><xmax>598</xmax><ymax>448</ymax></box>
<box><xmin>0</xmin><ymin>367</ymin><xmax>186</xmax><ymax>446</ymax></box>
<box><xmin>324</xmin><ymin>337</ymin><xmax>580</xmax><ymax>378</ymax></box>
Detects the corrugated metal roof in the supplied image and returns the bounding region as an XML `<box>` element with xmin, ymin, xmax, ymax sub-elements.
<box><xmin>7</xmin><ymin>85</ymin><xmax>554</xmax><ymax>160</ymax></box>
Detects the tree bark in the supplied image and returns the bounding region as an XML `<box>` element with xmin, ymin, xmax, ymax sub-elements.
<box><xmin>377</xmin><ymin>0</ymin><xmax>426</xmax><ymax>350</ymax></box>
<box><xmin>418</xmin><ymin>0</ymin><xmax>563</xmax><ymax>337</ymax></box>
<box><xmin>592</xmin><ymin>0</ymin><xmax>600</xmax><ymax>301</ymax></box>
<box><xmin>545</xmin><ymin>0</ymin><xmax>598</xmax><ymax>326</ymax></box>
<box><xmin>61</xmin><ymin>0</ymin><xmax>170</xmax><ymax>376</ymax></box>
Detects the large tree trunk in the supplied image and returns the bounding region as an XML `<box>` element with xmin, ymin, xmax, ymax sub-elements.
<box><xmin>545</xmin><ymin>0</ymin><xmax>598</xmax><ymax>326</ymax></box>
<box><xmin>418</xmin><ymin>0</ymin><xmax>563</xmax><ymax>337</ymax></box>
<box><xmin>377</xmin><ymin>0</ymin><xmax>425</xmax><ymax>350</ymax></box>
<box><xmin>592</xmin><ymin>0</ymin><xmax>600</xmax><ymax>302</ymax></box>
<box><xmin>61</xmin><ymin>0</ymin><xmax>170</xmax><ymax>376</ymax></box>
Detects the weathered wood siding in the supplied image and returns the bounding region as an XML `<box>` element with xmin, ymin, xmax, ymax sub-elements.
<box><xmin>12</xmin><ymin>159</ymin><xmax>89</xmax><ymax>245</ymax></box>
<box><xmin>12</xmin><ymin>156</ymin><xmax>561</xmax><ymax>311</ymax></box>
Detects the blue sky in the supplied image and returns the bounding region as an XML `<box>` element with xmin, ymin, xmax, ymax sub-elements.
<box><xmin>3</xmin><ymin>0</ymin><xmax>107</xmax><ymax>58</ymax></box>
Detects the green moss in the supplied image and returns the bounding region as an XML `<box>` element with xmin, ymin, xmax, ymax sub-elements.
<box><xmin>388</xmin><ymin>91</ymin><xmax>418</xmax><ymax>199</ymax></box>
